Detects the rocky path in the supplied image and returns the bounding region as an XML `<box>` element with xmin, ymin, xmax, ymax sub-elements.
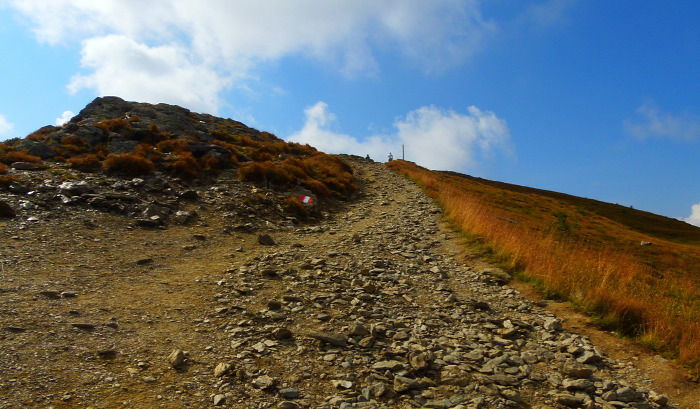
<box><xmin>0</xmin><ymin>159</ymin><xmax>683</xmax><ymax>408</ymax></box>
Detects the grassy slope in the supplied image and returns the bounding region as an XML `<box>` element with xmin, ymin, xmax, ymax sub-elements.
<box><xmin>390</xmin><ymin>160</ymin><xmax>700</xmax><ymax>379</ymax></box>
<box><xmin>441</xmin><ymin>171</ymin><xmax>700</xmax><ymax>246</ymax></box>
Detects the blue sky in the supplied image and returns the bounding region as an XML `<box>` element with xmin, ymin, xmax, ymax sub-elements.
<box><xmin>1</xmin><ymin>1</ymin><xmax>699</xmax><ymax>225</ymax></box>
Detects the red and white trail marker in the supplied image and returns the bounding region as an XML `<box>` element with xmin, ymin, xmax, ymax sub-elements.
<box><xmin>299</xmin><ymin>195</ymin><xmax>313</xmax><ymax>204</ymax></box>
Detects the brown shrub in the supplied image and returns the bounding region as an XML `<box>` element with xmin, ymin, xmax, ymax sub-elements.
<box><xmin>156</xmin><ymin>139</ymin><xmax>190</xmax><ymax>153</ymax></box>
<box><xmin>133</xmin><ymin>143</ymin><xmax>162</xmax><ymax>161</ymax></box>
<box><xmin>49</xmin><ymin>146</ymin><xmax>68</xmax><ymax>162</ymax></box>
<box><xmin>27</xmin><ymin>132</ymin><xmax>47</xmax><ymax>141</ymax></box>
<box><xmin>95</xmin><ymin>118</ymin><xmax>131</xmax><ymax>133</ymax></box>
<box><xmin>238</xmin><ymin>162</ymin><xmax>267</xmax><ymax>184</ymax></box>
<box><xmin>61</xmin><ymin>135</ymin><xmax>88</xmax><ymax>154</ymax></box>
<box><xmin>281</xmin><ymin>162</ymin><xmax>308</xmax><ymax>180</ymax></box>
<box><xmin>0</xmin><ymin>150</ymin><xmax>42</xmax><ymax>165</ymax></box>
<box><xmin>238</xmin><ymin>161</ymin><xmax>293</xmax><ymax>187</ymax></box>
<box><xmin>251</xmin><ymin>149</ymin><xmax>275</xmax><ymax>162</ymax></box>
<box><xmin>67</xmin><ymin>154</ymin><xmax>101</xmax><ymax>171</ymax></box>
<box><xmin>288</xmin><ymin>142</ymin><xmax>318</xmax><ymax>156</ymax></box>
<box><xmin>302</xmin><ymin>178</ymin><xmax>331</xmax><ymax>197</ymax></box>
<box><xmin>283</xmin><ymin>196</ymin><xmax>310</xmax><ymax>218</ymax></box>
<box><xmin>259</xmin><ymin>131</ymin><xmax>279</xmax><ymax>142</ymax></box>
<box><xmin>168</xmin><ymin>151</ymin><xmax>201</xmax><ymax>180</ymax></box>
<box><xmin>93</xmin><ymin>144</ymin><xmax>110</xmax><ymax>159</ymax></box>
<box><xmin>102</xmin><ymin>154</ymin><xmax>154</xmax><ymax>176</ymax></box>
<box><xmin>239</xmin><ymin>136</ymin><xmax>260</xmax><ymax>148</ymax></box>
<box><xmin>0</xmin><ymin>175</ymin><xmax>18</xmax><ymax>188</ymax></box>
<box><xmin>211</xmin><ymin>140</ymin><xmax>240</xmax><ymax>167</ymax></box>
<box><xmin>26</xmin><ymin>126</ymin><xmax>54</xmax><ymax>141</ymax></box>
<box><xmin>201</xmin><ymin>156</ymin><xmax>222</xmax><ymax>172</ymax></box>
<box><xmin>211</xmin><ymin>129</ymin><xmax>235</xmax><ymax>142</ymax></box>
<box><xmin>324</xmin><ymin>174</ymin><xmax>358</xmax><ymax>196</ymax></box>
<box><xmin>0</xmin><ymin>162</ymin><xmax>8</xmax><ymax>174</ymax></box>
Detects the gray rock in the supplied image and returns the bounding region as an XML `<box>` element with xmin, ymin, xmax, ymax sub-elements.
<box><xmin>279</xmin><ymin>387</ymin><xmax>300</xmax><ymax>399</ymax></box>
<box><xmin>616</xmin><ymin>387</ymin><xmax>636</xmax><ymax>402</ymax></box>
<box><xmin>214</xmin><ymin>362</ymin><xmax>231</xmax><ymax>377</ymax></box>
<box><xmin>555</xmin><ymin>392</ymin><xmax>585</xmax><ymax>407</ymax></box>
<box><xmin>544</xmin><ymin>317</ymin><xmax>564</xmax><ymax>331</ymax></box>
<box><xmin>11</xmin><ymin>162</ymin><xmax>39</xmax><ymax>170</ymax></box>
<box><xmin>372</xmin><ymin>360</ymin><xmax>405</xmax><ymax>372</ymax></box>
<box><xmin>253</xmin><ymin>375</ymin><xmax>275</xmax><ymax>390</ymax></box>
<box><xmin>332</xmin><ymin>380</ymin><xmax>353</xmax><ymax>389</ymax></box>
<box><xmin>393</xmin><ymin>375</ymin><xmax>419</xmax><ymax>393</ymax></box>
<box><xmin>258</xmin><ymin>234</ymin><xmax>276</xmax><ymax>245</ymax></box>
<box><xmin>349</xmin><ymin>322</ymin><xmax>369</xmax><ymax>337</ymax></box>
<box><xmin>648</xmin><ymin>391</ymin><xmax>668</xmax><ymax>406</ymax></box>
<box><xmin>168</xmin><ymin>349</ymin><xmax>185</xmax><ymax>368</ymax></box>
<box><xmin>562</xmin><ymin>362</ymin><xmax>594</xmax><ymax>379</ymax></box>
<box><xmin>272</xmin><ymin>327</ymin><xmax>294</xmax><ymax>340</ymax></box>
<box><xmin>213</xmin><ymin>394</ymin><xmax>226</xmax><ymax>406</ymax></box>
<box><xmin>500</xmin><ymin>388</ymin><xmax>523</xmax><ymax>403</ymax></box>
<box><xmin>577</xmin><ymin>350</ymin><xmax>602</xmax><ymax>364</ymax></box>
<box><xmin>173</xmin><ymin>210</ymin><xmax>193</xmax><ymax>224</ymax></box>
<box><xmin>563</xmin><ymin>378</ymin><xmax>593</xmax><ymax>391</ymax></box>
<box><xmin>490</xmin><ymin>374</ymin><xmax>519</xmax><ymax>386</ymax></box>
<box><xmin>309</xmin><ymin>332</ymin><xmax>348</xmax><ymax>347</ymax></box>
<box><xmin>15</xmin><ymin>139</ymin><xmax>56</xmax><ymax>159</ymax></box>
<box><xmin>439</xmin><ymin>366</ymin><xmax>470</xmax><ymax>386</ymax></box>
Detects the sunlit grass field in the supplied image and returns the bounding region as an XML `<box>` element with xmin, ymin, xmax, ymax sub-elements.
<box><xmin>388</xmin><ymin>160</ymin><xmax>700</xmax><ymax>379</ymax></box>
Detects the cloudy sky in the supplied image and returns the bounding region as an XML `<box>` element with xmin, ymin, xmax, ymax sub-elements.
<box><xmin>0</xmin><ymin>1</ymin><xmax>698</xmax><ymax>225</ymax></box>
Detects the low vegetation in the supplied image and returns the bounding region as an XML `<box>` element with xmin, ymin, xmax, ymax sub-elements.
<box><xmin>102</xmin><ymin>154</ymin><xmax>155</xmax><ymax>177</ymax></box>
<box><xmin>0</xmin><ymin>150</ymin><xmax>41</xmax><ymax>165</ymax></box>
<box><xmin>388</xmin><ymin>160</ymin><xmax>700</xmax><ymax>379</ymax></box>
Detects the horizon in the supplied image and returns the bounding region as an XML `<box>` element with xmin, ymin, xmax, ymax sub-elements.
<box><xmin>0</xmin><ymin>1</ymin><xmax>698</xmax><ymax>225</ymax></box>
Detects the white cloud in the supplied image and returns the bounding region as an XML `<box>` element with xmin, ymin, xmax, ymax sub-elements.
<box><xmin>8</xmin><ymin>1</ymin><xmax>496</xmax><ymax>111</ymax></box>
<box><xmin>524</xmin><ymin>0</ymin><xmax>578</xmax><ymax>27</ymax></box>
<box><xmin>0</xmin><ymin>114</ymin><xmax>14</xmax><ymax>136</ymax></box>
<box><xmin>685</xmin><ymin>203</ymin><xmax>700</xmax><ymax>227</ymax></box>
<box><xmin>625</xmin><ymin>101</ymin><xmax>700</xmax><ymax>141</ymax></box>
<box><xmin>67</xmin><ymin>35</ymin><xmax>229</xmax><ymax>113</ymax></box>
<box><xmin>55</xmin><ymin>110</ymin><xmax>75</xmax><ymax>126</ymax></box>
<box><xmin>287</xmin><ymin>102</ymin><xmax>513</xmax><ymax>172</ymax></box>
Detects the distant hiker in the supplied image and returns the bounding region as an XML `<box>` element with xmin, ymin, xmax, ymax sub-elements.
<box><xmin>388</xmin><ymin>152</ymin><xmax>393</xmax><ymax>162</ymax></box>
<box><xmin>366</xmin><ymin>154</ymin><xmax>370</xmax><ymax>160</ymax></box>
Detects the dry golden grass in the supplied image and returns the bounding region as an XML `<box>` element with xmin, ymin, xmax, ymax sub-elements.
<box><xmin>388</xmin><ymin>160</ymin><xmax>700</xmax><ymax>378</ymax></box>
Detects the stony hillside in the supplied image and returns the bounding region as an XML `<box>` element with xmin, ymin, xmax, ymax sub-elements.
<box><xmin>1</xmin><ymin>155</ymin><xmax>694</xmax><ymax>409</ymax></box>
<box><xmin>0</xmin><ymin>96</ymin><xmax>357</xmax><ymax>211</ymax></box>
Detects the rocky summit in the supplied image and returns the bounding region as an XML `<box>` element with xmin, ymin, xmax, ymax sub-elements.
<box><xmin>0</xmin><ymin>155</ymin><xmax>682</xmax><ymax>408</ymax></box>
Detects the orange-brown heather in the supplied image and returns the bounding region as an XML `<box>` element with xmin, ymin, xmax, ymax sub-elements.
<box><xmin>102</xmin><ymin>154</ymin><xmax>155</xmax><ymax>177</ymax></box>
<box><xmin>0</xmin><ymin>150</ymin><xmax>42</xmax><ymax>165</ymax></box>
<box><xmin>67</xmin><ymin>154</ymin><xmax>101</xmax><ymax>171</ymax></box>
<box><xmin>388</xmin><ymin>159</ymin><xmax>700</xmax><ymax>379</ymax></box>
